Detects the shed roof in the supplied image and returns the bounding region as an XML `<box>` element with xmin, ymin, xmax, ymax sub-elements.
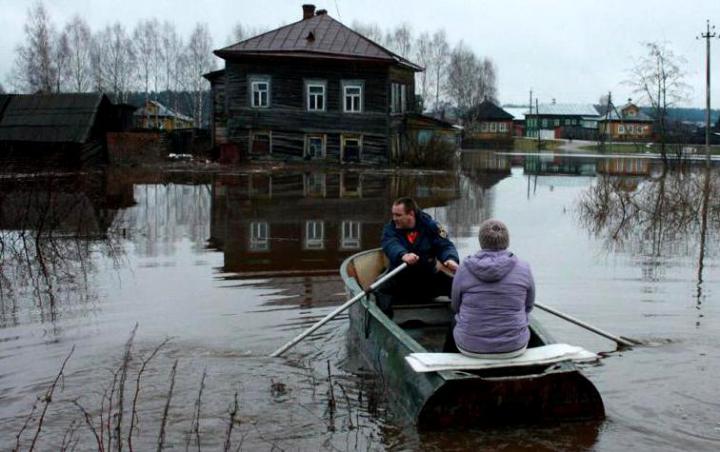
<box><xmin>0</xmin><ymin>93</ymin><xmax>107</xmax><ymax>143</ymax></box>
<box><xmin>216</xmin><ymin>13</ymin><xmax>422</xmax><ymax>71</ymax></box>
<box><xmin>532</xmin><ymin>103</ymin><xmax>600</xmax><ymax>116</ymax></box>
<box><xmin>466</xmin><ymin>100</ymin><xmax>514</xmax><ymax>120</ymax></box>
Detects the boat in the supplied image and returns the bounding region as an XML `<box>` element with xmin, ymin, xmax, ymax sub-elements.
<box><xmin>340</xmin><ymin>248</ymin><xmax>605</xmax><ymax>429</ymax></box>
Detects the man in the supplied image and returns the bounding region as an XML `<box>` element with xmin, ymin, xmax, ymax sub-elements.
<box><xmin>377</xmin><ymin>197</ymin><xmax>459</xmax><ymax>316</ymax></box>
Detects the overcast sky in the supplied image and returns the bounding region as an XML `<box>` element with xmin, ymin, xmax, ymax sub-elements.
<box><xmin>1</xmin><ymin>0</ymin><xmax>719</xmax><ymax>108</ymax></box>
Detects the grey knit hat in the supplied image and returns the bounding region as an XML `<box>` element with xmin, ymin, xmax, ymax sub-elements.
<box><xmin>479</xmin><ymin>219</ymin><xmax>509</xmax><ymax>250</ymax></box>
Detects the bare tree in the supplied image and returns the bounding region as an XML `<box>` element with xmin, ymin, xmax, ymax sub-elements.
<box><xmin>446</xmin><ymin>41</ymin><xmax>477</xmax><ymax>115</ymax></box>
<box><xmin>54</xmin><ymin>30</ymin><xmax>70</xmax><ymax>92</ymax></box>
<box><xmin>626</xmin><ymin>41</ymin><xmax>691</xmax><ymax>163</ymax></box>
<box><xmin>134</xmin><ymin>19</ymin><xmax>160</xmax><ymax>120</ymax></box>
<box><xmin>11</xmin><ymin>1</ymin><xmax>57</xmax><ymax>93</ymax></box>
<box><xmin>96</xmin><ymin>23</ymin><xmax>136</xmax><ymax>103</ymax></box>
<box><xmin>429</xmin><ymin>30</ymin><xmax>449</xmax><ymax>112</ymax></box>
<box><xmin>160</xmin><ymin>21</ymin><xmax>183</xmax><ymax>111</ymax></box>
<box><xmin>473</xmin><ymin>57</ymin><xmax>498</xmax><ymax>105</ymax></box>
<box><xmin>414</xmin><ymin>31</ymin><xmax>432</xmax><ymax>111</ymax></box>
<box><xmin>0</xmin><ymin>82</ymin><xmax>5</xmax><ymax>94</ymax></box>
<box><xmin>386</xmin><ymin>23</ymin><xmax>413</xmax><ymax>58</ymax></box>
<box><xmin>226</xmin><ymin>23</ymin><xmax>270</xmax><ymax>45</ymax></box>
<box><xmin>63</xmin><ymin>16</ymin><xmax>93</xmax><ymax>92</ymax></box>
<box><xmin>350</xmin><ymin>21</ymin><xmax>386</xmax><ymax>46</ymax></box>
<box><xmin>183</xmin><ymin>23</ymin><xmax>215</xmax><ymax>128</ymax></box>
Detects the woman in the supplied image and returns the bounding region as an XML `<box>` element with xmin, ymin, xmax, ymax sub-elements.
<box><xmin>445</xmin><ymin>219</ymin><xmax>535</xmax><ymax>358</ymax></box>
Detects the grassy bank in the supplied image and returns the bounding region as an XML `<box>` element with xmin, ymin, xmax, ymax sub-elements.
<box><xmin>577</xmin><ymin>142</ymin><xmax>720</xmax><ymax>155</ymax></box>
<box><xmin>513</xmin><ymin>138</ymin><xmax>563</xmax><ymax>151</ymax></box>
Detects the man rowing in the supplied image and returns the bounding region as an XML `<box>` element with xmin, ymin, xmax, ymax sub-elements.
<box><xmin>377</xmin><ymin>197</ymin><xmax>459</xmax><ymax>317</ymax></box>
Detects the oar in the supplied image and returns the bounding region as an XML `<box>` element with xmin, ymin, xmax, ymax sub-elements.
<box><xmin>535</xmin><ymin>302</ymin><xmax>640</xmax><ymax>348</ymax></box>
<box><xmin>270</xmin><ymin>263</ymin><xmax>408</xmax><ymax>357</ymax></box>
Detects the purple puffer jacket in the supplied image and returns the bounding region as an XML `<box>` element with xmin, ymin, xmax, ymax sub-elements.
<box><xmin>451</xmin><ymin>250</ymin><xmax>535</xmax><ymax>354</ymax></box>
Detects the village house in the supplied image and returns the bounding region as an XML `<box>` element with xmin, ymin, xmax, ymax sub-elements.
<box><xmin>461</xmin><ymin>100</ymin><xmax>514</xmax><ymax>148</ymax></box>
<box><xmin>598</xmin><ymin>101</ymin><xmax>654</xmax><ymax>141</ymax></box>
<box><xmin>205</xmin><ymin>4</ymin><xmax>438</xmax><ymax>164</ymax></box>
<box><xmin>525</xmin><ymin>102</ymin><xmax>600</xmax><ymax>140</ymax></box>
<box><xmin>133</xmin><ymin>100</ymin><xmax>194</xmax><ymax>130</ymax></box>
<box><xmin>0</xmin><ymin>93</ymin><xmax>135</xmax><ymax>165</ymax></box>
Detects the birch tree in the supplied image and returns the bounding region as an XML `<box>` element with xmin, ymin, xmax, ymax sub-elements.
<box><xmin>350</xmin><ymin>21</ymin><xmax>385</xmax><ymax>46</ymax></box>
<box><xmin>183</xmin><ymin>23</ymin><xmax>215</xmax><ymax>128</ymax></box>
<box><xmin>428</xmin><ymin>30</ymin><xmax>449</xmax><ymax>111</ymax></box>
<box><xmin>11</xmin><ymin>1</ymin><xmax>56</xmax><ymax>93</ymax></box>
<box><xmin>62</xmin><ymin>16</ymin><xmax>93</xmax><ymax>92</ymax></box>
<box><xmin>96</xmin><ymin>23</ymin><xmax>136</xmax><ymax>102</ymax></box>
<box><xmin>446</xmin><ymin>41</ymin><xmax>477</xmax><ymax>115</ymax></box>
<box><xmin>387</xmin><ymin>24</ymin><xmax>413</xmax><ymax>58</ymax></box>
<box><xmin>54</xmin><ymin>30</ymin><xmax>70</xmax><ymax>92</ymax></box>
<box><xmin>160</xmin><ymin>21</ymin><xmax>183</xmax><ymax>110</ymax></box>
<box><xmin>134</xmin><ymin>19</ymin><xmax>160</xmax><ymax>118</ymax></box>
<box><xmin>414</xmin><ymin>31</ymin><xmax>433</xmax><ymax>111</ymax></box>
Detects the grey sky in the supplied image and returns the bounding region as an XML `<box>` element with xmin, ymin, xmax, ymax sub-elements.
<box><xmin>1</xmin><ymin>0</ymin><xmax>719</xmax><ymax>107</ymax></box>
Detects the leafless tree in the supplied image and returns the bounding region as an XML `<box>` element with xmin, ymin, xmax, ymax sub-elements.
<box><xmin>472</xmin><ymin>57</ymin><xmax>498</xmax><ymax>105</ymax></box>
<box><xmin>96</xmin><ymin>23</ymin><xmax>136</xmax><ymax>103</ymax></box>
<box><xmin>446</xmin><ymin>41</ymin><xmax>477</xmax><ymax>115</ymax></box>
<box><xmin>182</xmin><ymin>23</ymin><xmax>215</xmax><ymax>128</ymax></box>
<box><xmin>54</xmin><ymin>30</ymin><xmax>70</xmax><ymax>92</ymax></box>
<box><xmin>11</xmin><ymin>1</ymin><xmax>57</xmax><ymax>93</ymax></box>
<box><xmin>386</xmin><ymin>23</ymin><xmax>413</xmax><ymax>58</ymax></box>
<box><xmin>0</xmin><ymin>82</ymin><xmax>5</xmax><ymax>94</ymax></box>
<box><xmin>62</xmin><ymin>16</ymin><xmax>93</xmax><ymax>92</ymax></box>
<box><xmin>414</xmin><ymin>31</ymin><xmax>432</xmax><ymax>111</ymax></box>
<box><xmin>160</xmin><ymin>21</ymin><xmax>184</xmax><ymax>111</ymax></box>
<box><xmin>350</xmin><ymin>21</ymin><xmax>385</xmax><ymax>46</ymax></box>
<box><xmin>626</xmin><ymin>41</ymin><xmax>691</xmax><ymax>164</ymax></box>
<box><xmin>429</xmin><ymin>30</ymin><xmax>449</xmax><ymax>111</ymax></box>
<box><xmin>226</xmin><ymin>23</ymin><xmax>270</xmax><ymax>45</ymax></box>
<box><xmin>134</xmin><ymin>19</ymin><xmax>160</xmax><ymax>120</ymax></box>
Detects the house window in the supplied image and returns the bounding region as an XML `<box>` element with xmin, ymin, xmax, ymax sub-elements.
<box><xmin>307</xmin><ymin>81</ymin><xmax>326</xmax><ymax>111</ymax></box>
<box><xmin>305</xmin><ymin>220</ymin><xmax>325</xmax><ymax>249</ymax></box>
<box><xmin>340</xmin><ymin>173</ymin><xmax>362</xmax><ymax>197</ymax></box>
<box><xmin>343</xmin><ymin>82</ymin><xmax>363</xmax><ymax>112</ymax></box>
<box><xmin>305</xmin><ymin>134</ymin><xmax>326</xmax><ymax>159</ymax></box>
<box><xmin>249</xmin><ymin>222</ymin><xmax>269</xmax><ymax>251</ymax></box>
<box><xmin>390</xmin><ymin>83</ymin><xmax>406</xmax><ymax>114</ymax></box>
<box><xmin>541</xmin><ymin>119</ymin><xmax>548</xmax><ymax>128</ymax></box>
<box><xmin>250</xmin><ymin>131</ymin><xmax>271</xmax><ymax>155</ymax></box>
<box><xmin>499</xmin><ymin>122</ymin><xmax>508</xmax><ymax>132</ymax></box>
<box><xmin>565</xmin><ymin>119</ymin><xmax>572</xmax><ymax>126</ymax></box>
<box><xmin>341</xmin><ymin>135</ymin><xmax>362</xmax><ymax>163</ymax></box>
<box><xmin>304</xmin><ymin>172</ymin><xmax>326</xmax><ymax>197</ymax></box>
<box><xmin>251</xmin><ymin>81</ymin><xmax>269</xmax><ymax>108</ymax></box>
<box><xmin>480</xmin><ymin>122</ymin><xmax>489</xmax><ymax>132</ymax></box>
<box><xmin>618</xmin><ymin>125</ymin><xmax>625</xmax><ymax>134</ymax></box>
<box><xmin>340</xmin><ymin>221</ymin><xmax>361</xmax><ymax>250</ymax></box>
<box><xmin>554</xmin><ymin>119</ymin><xmax>560</xmax><ymax>127</ymax></box>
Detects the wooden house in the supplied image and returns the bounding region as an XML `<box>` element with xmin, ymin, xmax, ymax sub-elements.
<box><xmin>525</xmin><ymin>102</ymin><xmax>600</xmax><ymax>139</ymax></box>
<box><xmin>598</xmin><ymin>102</ymin><xmax>653</xmax><ymax>141</ymax></box>
<box><xmin>133</xmin><ymin>100</ymin><xmax>194</xmax><ymax>130</ymax></box>
<box><xmin>204</xmin><ymin>4</ymin><xmax>425</xmax><ymax>164</ymax></box>
<box><xmin>0</xmin><ymin>93</ymin><xmax>135</xmax><ymax>165</ymax></box>
<box><xmin>462</xmin><ymin>100</ymin><xmax>514</xmax><ymax>148</ymax></box>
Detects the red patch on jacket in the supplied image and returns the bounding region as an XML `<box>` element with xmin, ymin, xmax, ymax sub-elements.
<box><xmin>406</xmin><ymin>231</ymin><xmax>419</xmax><ymax>244</ymax></box>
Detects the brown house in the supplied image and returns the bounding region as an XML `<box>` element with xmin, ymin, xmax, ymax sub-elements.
<box><xmin>205</xmin><ymin>4</ymin><xmax>425</xmax><ymax>164</ymax></box>
<box><xmin>461</xmin><ymin>100</ymin><xmax>514</xmax><ymax>148</ymax></box>
<box><xmin>133</xmin><ymin>100</ymin><xmax>194</xmax><ymax>130</ymax></box>
<box><xmin>598</xmin><ymin>102</ymin><xmax>654</xmax><ymax>141</ymax></box>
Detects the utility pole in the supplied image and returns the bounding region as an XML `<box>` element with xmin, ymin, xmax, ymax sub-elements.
<box><xmin>699</xmin><ymin>20</ymin><xmax>716</xmax><ymax>167</ymax></box>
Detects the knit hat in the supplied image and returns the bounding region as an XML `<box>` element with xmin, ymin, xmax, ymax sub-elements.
<box><xmin>479</xmin><ymin>219</ymin><xmax>509</xmax><ymax>250</ymax></box>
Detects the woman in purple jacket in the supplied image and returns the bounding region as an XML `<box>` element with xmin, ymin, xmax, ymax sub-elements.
<box><xmin>444</xmin><ymin>219</ymin><xmax>535</xmax><ymax>358</ymax></box>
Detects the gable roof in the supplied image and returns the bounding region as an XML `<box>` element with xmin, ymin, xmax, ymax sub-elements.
<box><xmin>532</xmin><ymin>103</ymin><xmax>600</xmax><ymax>116</ymax></box>
<box><xmin>466</xmin><ymin>100</ymin><xmax>514</xmax><ymax>121</ymax></box>
<box><xmin>134</xmin><ymin>100</ymin><xmax>193</xmax><ymax>122</ymax></box>
<box><xmin>0</xmin><ymin>93</ymin><xmax>107</xmax><ymax>143</ymax></box>
<box><xmin>215</xmin><ymin>13</ymin><xmax>422</xmax><ymax>71</ymax></box>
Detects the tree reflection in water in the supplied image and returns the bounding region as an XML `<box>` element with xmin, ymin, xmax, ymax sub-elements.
<box><xmin>0</xmin><ymin>172</ymin><xmax>123</xmax><ymax>326</ymax></box>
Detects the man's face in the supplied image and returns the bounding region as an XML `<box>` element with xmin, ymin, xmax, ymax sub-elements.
<box><xmin>392</xmin><ymin>203</ymin><xmax>415</xmax><ymax>229</ymax></box>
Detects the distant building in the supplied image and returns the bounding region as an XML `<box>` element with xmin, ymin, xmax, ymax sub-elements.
<box><xmin>462</xmin><ymin>100</ymin><xmax>514</xmax><ymax>148</ymax></box>
<box><xmin>525</xmin><ymin>102</ymin><xmax>600</xmax><ymax>139</ymax></box>
<box><xmin>134</xmin><ymin>100</ymin><xmax>194</xmax><ymax>130</ymax></box>
<box><xmin>0</xmin><ymin>93</ymin><xmax>135</xmax><ymax>164</ymax></box>
<box><xmin>205</xmin><ymin>4</ymin><xmax>442</xmax><ymax>164</ymax></box>
<box><xmin>598</xmin><ymin>101</ymin><xmax>654</xmax><ymax>141</ymax></box>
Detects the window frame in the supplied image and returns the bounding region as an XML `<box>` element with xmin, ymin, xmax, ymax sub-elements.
<box><xmin>340</xmin><ymin>220</ymin><xmax>361</xmax><ymax>250</ymax></box>
<box><xmin>249</xmin><ymin>76</ymin><xmax>271</xmax><ymax>108</ymax></box>
<box><xmin>305</xmin><ymin>80</ymin><xmax>327</xmax><ymax>112</ymax></box>
<box><xmin>249</xmin><ymin>221</ymin><xmax>270</xmax><ymax>251</ymax></box>
<box><xmin>249</xmin><ymin>130</ymin><xmax>272</xmax><ymax>155</ymax></box>
<box><xmin>341</xmin><ymin>134</ymin><xmax>363</xmax><ymax>163</ymax></box>
<box><xmin>304</xmin><ymin>134</ymin><xmax>326</xmax><ymax>159</ymax></box>
<box><xmin>304</xmin><ymin>220</ymin><xmax>325</xmax><ymax>250</ymax></box>
<box><xmin>342</xmin><ymin>80</ymin><xmax>364</xmax><ymax>113</ymax></box>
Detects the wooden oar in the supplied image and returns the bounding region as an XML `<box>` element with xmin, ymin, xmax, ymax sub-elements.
<box><xmin>535</xmin><ymin>302</ymin><xmax>640</xmax><ymax>348</ymax></box>
<box><xmin>270</xmin><ymin>263</ymin><xmax>408</xmax><ymax>357</ymax></box>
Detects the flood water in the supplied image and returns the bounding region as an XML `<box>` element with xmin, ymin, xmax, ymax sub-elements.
<box><xmin>1</xmin><ymin>153</ymin><xmax>719</xmax><ymax>451</ymax></box>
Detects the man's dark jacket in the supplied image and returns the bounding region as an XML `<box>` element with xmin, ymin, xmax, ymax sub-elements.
<box><xmin>381</xmin><ymin>211</ymin><xmax>459</xmax><ymax>274</ymax></box>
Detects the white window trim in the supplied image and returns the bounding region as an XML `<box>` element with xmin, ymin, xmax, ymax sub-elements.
<box><xmin>303</xmin><ymin>172</ymin><xmax>327</xmax><ymax>197</ymax></box>
<box><xmin>342</xmin><ymin>81</ymin><xmax>363</xmax><ymax>113</ymax></box>
<box><xmin>304</xmin><ymin>134</ymin><xmax>326</xmax><ymax>159</ymax></box>
<box><xmin>249</xmin><ymin>77</ymin><xmax>270</xmax><ymax>108</ymax></box>
<box><xmin>306</xmin><ymin>80</ymin><xmax>327</xmax><ymax>112</ymax></box>
<box><xmin>249</xmin><ymin>221</ymin><xmax>270</xmax><ymax>251</ymax></box>
<box><xmin>340</xmin><ymin>220</ymin><xmax>361</xmax><ymax>250</ymax></box>
<box><xmin>304</xmin><ymin>220</ymin><xmax>325</xmax><ymax>250</ymax></box>
<box><xmin>390</xmin><ymin>82</ymin><xmax>406</xmax><ymax>115</ymax></box>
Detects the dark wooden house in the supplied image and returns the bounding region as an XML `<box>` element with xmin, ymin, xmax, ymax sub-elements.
<box><xmin>205</xmin><ymin>4</ymin><xmax>424</xmax><ymax>164</ymax></box>
<box><xmin>462</xmin><ymin>100</ymin><xmax>514</xmax><ymax>148</ymax></box>
<box><xmin>0</xmin><ymin>93</ymin><xmax>135</xmax><ymax>165</ymax></box>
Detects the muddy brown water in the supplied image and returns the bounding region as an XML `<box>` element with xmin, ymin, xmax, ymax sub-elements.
<box><xmin>1</xmin><ymin>153</ymin><xmax>719</xmax><ymax>450</ymax></box>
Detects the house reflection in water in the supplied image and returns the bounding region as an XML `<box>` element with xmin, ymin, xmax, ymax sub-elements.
<box><xmin>208</xmin><ymin>170</ymin><xmax>460</xmax><ymax>281</ymax></box>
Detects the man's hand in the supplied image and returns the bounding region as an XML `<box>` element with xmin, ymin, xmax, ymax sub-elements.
<box><xmin>401</xmin><ymin>253</ymin><xmax>420</xmax><ymax>265</ymax></box>
<box><xmin>443</xmin><ymin>260</ymin><xmax>459</xmax><ymax>273</ymax></box>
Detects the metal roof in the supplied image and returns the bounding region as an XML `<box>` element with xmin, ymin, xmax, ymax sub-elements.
<box><xmin>532</xmin><ymin>103</ymin><xmax>600</xmax><ymax>116</ymax></box>
<box><xmin>465</xmin><ymin>100</ymin><xmax>514</xmax><ymax>120</ymax></box>
<box><xmin>0</xmin><ymin>93</ymin><xmax>106</xmax><ymax>143</ymax></box>
<box><xmin>501</xmin><ymin>106</ymin><xmax>529</xmax><ymax>120</ymax></box>
<box><xmin>601</xmin><ymin>104</ymin><xmax>654</xmax><ymax>122</ymax></box>
<box><xmin>215</xmin><ymin>13</ymin><xmax>422</xmax><ymax>71</ymax></box>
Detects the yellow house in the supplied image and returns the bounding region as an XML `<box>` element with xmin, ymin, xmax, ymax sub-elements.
<box><xmin>598</xmin><ymin>102</ymin><xmax>654</xmax><ymax>141</ymax></box>
<box><xmin>134</xmin><ymin>100</ymin><xmax>194</xmax><ymax>130</ymax></box>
